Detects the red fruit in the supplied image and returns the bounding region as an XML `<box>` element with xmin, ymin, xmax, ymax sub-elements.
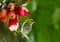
<box><xmin>8</xmin><ymin>17</ymin><xmax>19</xmax><ymax>32</ymax></box>
<box><xmin>0</xmin><ymin>9</ymin><xmax>8</xmax><ymax>23</ymax></box>
<box><xmin>15</xmin><ymin>6</ymin><xmax>30</xmax><ymax>17</ymax></box>
<box><xmin>7</xmin><ymin>3</ymin><xmax>15</xmax><ymax>11</ymax></box>
<box><xmin>8</xmin><ymin>11</ymin><xmax>17</xmax><ymax>19</ymax></box>
<box><xmin>1</xmin><ymin>9</ymin><xmax>8</xmax><ymax>17</ymax></box>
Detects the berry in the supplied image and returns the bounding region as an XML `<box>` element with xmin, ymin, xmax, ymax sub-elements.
<box><xmin>7</xmin><ymin>2</ymin><xmax>15</xmax><ymax>11</ymax></box>
<box><xmin>0</xmin><ymin>8</ymin><xmax>8</xmax><ymax>23</ymax></box>
<box><xmin>15</xmin><ymin>6</ymin><xmax>29</xmax><ymax>17</ymax></box>
<box><xmin>8</xmin><ymin>17</ymin><xmax>19</xmax><ymax>32</ymax></box>
<box><xmin>1</xmin><ymin>9</ymin><xmax>8</xmax><ymax>17</ymax></box>
<box><xmin>8</xmin><ymin>11</ymin><xmax>16</xmax><ymax>19</ymax></box>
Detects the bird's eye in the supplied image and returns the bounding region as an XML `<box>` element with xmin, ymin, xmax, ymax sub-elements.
<box><xmin>32</xmin><ymin>20</ymin><xmax>34</xmax><ymax>22</ymax></box>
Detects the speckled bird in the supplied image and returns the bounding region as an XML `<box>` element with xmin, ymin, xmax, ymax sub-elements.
<box><xmin>20</xmin><ymin>19</ymin><xmax>34</xmax><ymax>40</ymax></box>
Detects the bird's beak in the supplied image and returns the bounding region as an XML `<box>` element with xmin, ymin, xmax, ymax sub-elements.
<box><xmin>32</xmin><ymin>20</ymin><xmax>35</xmax><ymax>23</ymax></box>
<box><xmin>32</xmin><ymin>20</ymin><xmax>35</xmax><ymax>25</ymax></box>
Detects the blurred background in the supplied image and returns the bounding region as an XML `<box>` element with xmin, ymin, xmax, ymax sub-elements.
<box><xmin>0</xmin><ymin>0</ymin><xmax>60</xmax><ymax>42</ymax></box>
<box><xmin>25</xmin><ymin>0</ymin><xmax>60</xmax><ymax>42</ymax></box>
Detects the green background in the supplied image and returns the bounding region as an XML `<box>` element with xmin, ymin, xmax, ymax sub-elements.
<box><xmin>27</xmin><ymin>0</ymin><xmax>60</xmax><ymax>42</ymax></box>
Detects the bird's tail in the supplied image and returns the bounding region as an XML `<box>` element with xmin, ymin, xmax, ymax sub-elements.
<box><xmin>20</xmin><ymin>31</ymin><xmax>31</xmax><ymax>42</ymax></box>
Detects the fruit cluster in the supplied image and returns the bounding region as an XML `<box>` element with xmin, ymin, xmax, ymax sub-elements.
<box><xmin>0</xmin><ymin>2</ymin><xmax>30</xmax><ymax>32</ymax></box>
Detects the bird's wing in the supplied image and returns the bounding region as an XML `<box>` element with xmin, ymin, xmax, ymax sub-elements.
<box><xmin>20</xmin><ymin>31</ymin><xmax>30</xmax><ymax>40</ymax></box>
<box><xmin>21</xmin><ymin>20</ymin><xmax>28</xmax><ymax>32</ymax></box>
<box><xmin>21</xmin><ymin>19</ymin><xmax>34</xmax><ymax>34</ymax></box>
<box><xmin>21</xmin><ymin>22</ymin><xmax>32</xmax><ymax>34</ymax></box>
<box><xmin>20</xmin><ymin>19</ymin><xmax>31</xmax><ymax>40</ymax></box>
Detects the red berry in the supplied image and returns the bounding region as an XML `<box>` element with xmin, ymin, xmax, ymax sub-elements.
<box><xmin>15</xmin><ymin>6</ymin><xmax>30</xmax><ymax>17</ymax></box>
<box><xmin>8</xmin><ymin>11</ymin><xmax>17</xmax><ymax>19</ymax></box>
<box><xmin>8</xmin><ymin>17</ymin><xmax>19</xmax><ymax>32</ymax></box>
<box><xmin>7</xmin><ymin>3</ymin><xmax>15</xmax><ymax>11</ymax></box>
<box><xmin>0</xmin><ymin>9</ymin><xmax>8</xmax><ymax>23</ymax></box>
<box><xmin>1</xmin><ymin>9</ymin><xmax>8</xmax><ymax>17</ymax></box>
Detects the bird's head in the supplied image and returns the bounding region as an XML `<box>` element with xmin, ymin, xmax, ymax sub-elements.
<box><xmin>26</xmin><ymin>19</ymin><xmax>35</xmax><ymax>25</ymax></box>
<box><xmin>21</xmin><ymin>19</ymin><xmax>35</xmax><ymax>35</ymax></box>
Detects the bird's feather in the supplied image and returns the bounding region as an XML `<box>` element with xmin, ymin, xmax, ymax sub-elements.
<box><xmin>20</xmin><ymin>19</ymin><xmax>34</xmax><ymax>41</ymax></box>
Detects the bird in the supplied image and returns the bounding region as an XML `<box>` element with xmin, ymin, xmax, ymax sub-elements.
<box><xmin>20</xmin><ymin>19</ymin><xmax>34</xmax><ymax>40</ymax></box>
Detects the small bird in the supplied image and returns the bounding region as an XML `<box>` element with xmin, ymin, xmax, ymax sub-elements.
<box><xmin>20</xmin><ymin>19</ymin><xmax>34</xmax><ymax>40</ymax></box>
